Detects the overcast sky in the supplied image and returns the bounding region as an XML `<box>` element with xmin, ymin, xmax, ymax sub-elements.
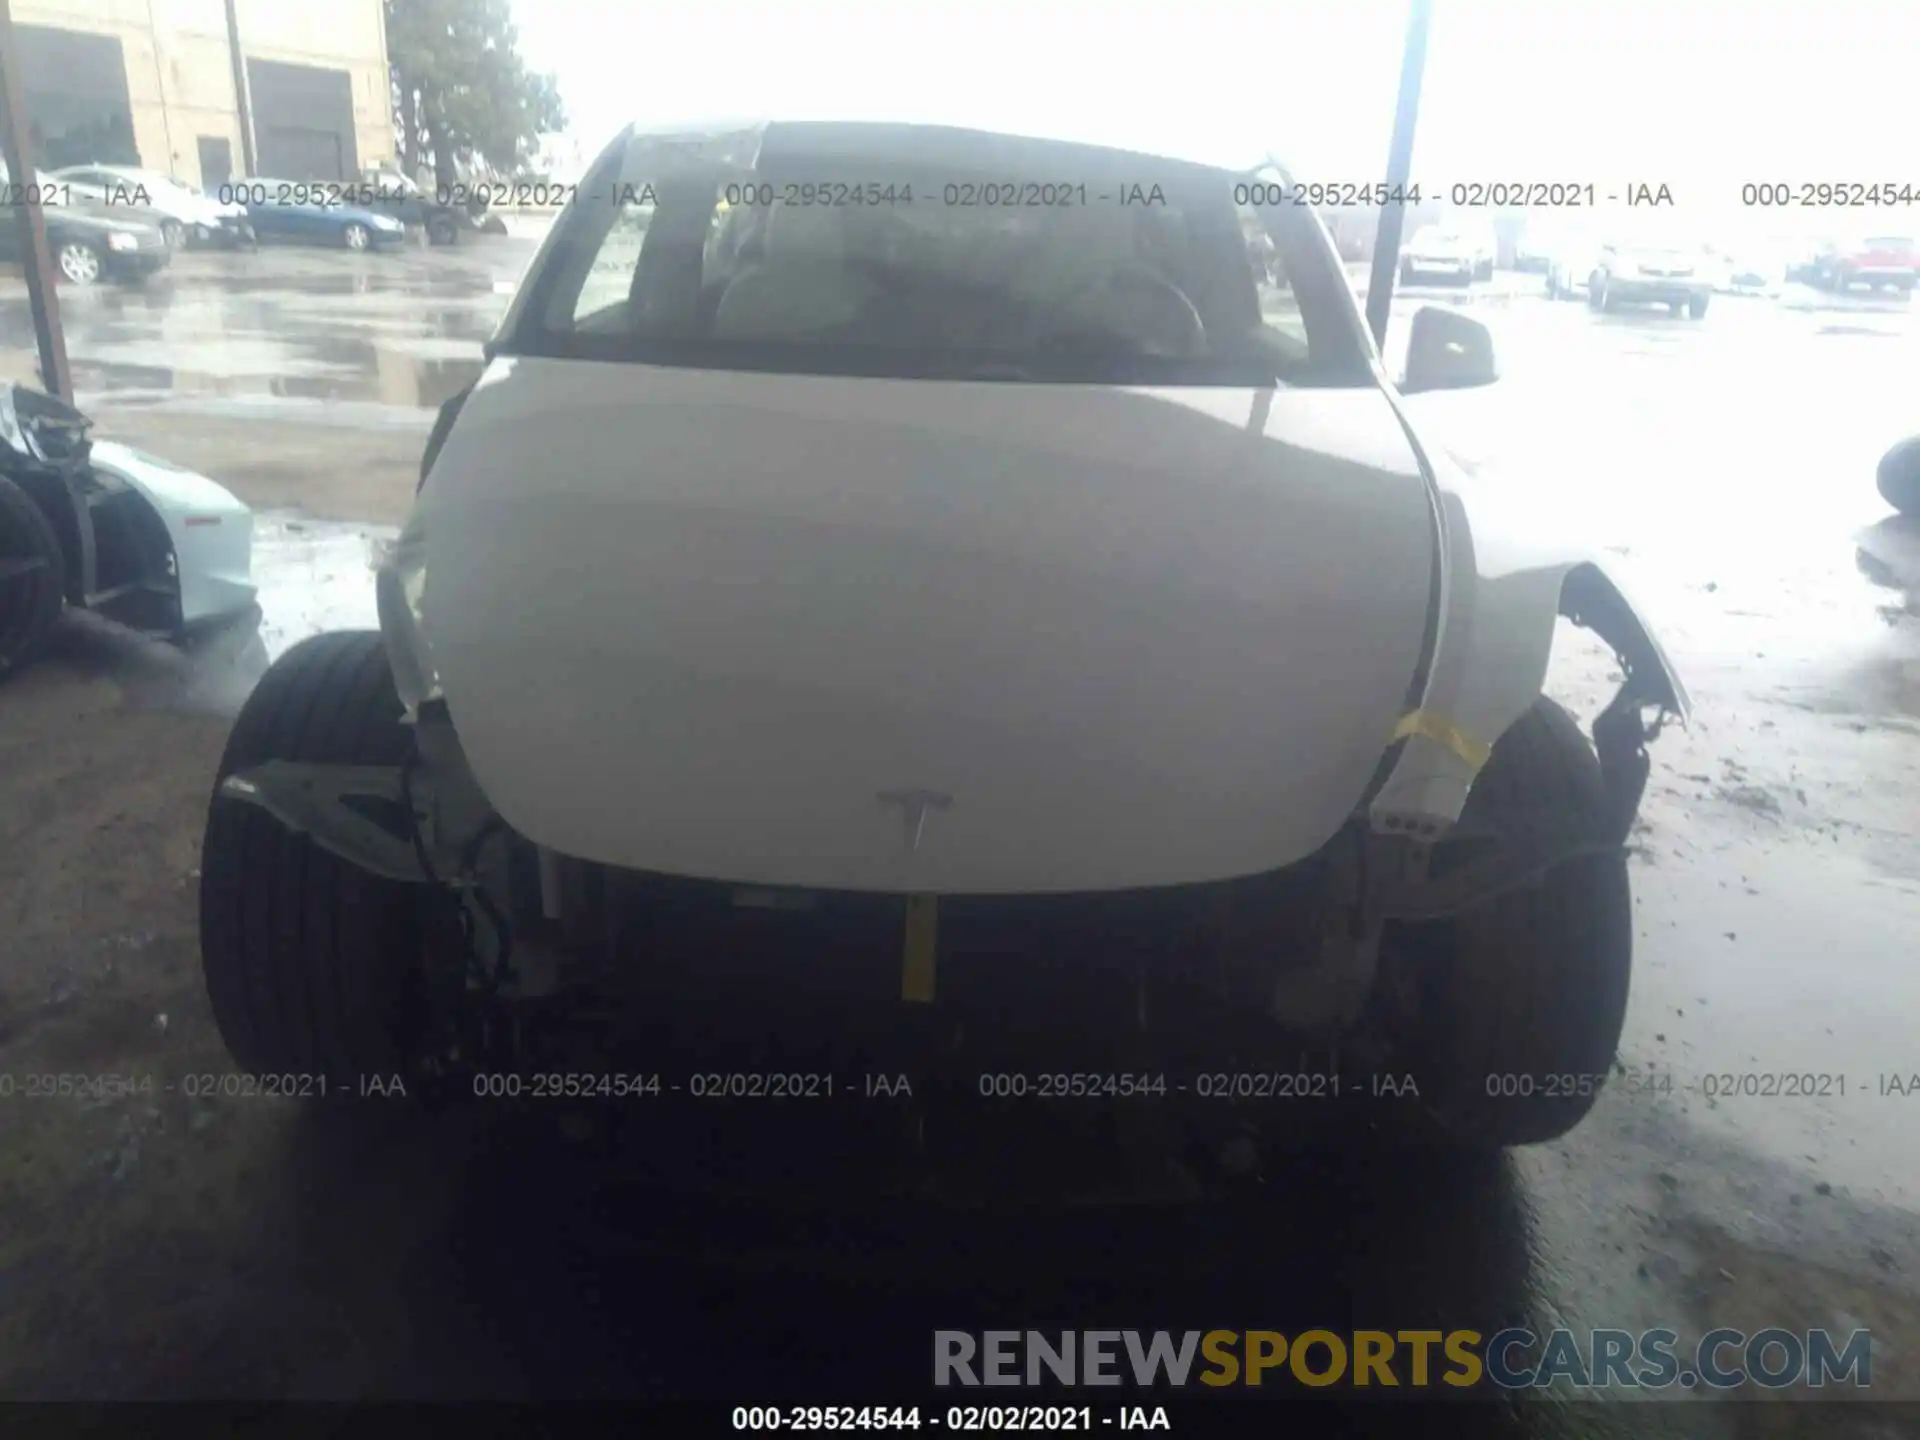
<box><xmin>513</xmin><ymin>0</ymin><xmax>1918</xmax><ymax>232</ymax></box>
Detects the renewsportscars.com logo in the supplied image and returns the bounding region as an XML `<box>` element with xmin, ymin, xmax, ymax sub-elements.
<box><xmin>933</xmin><ymin>1328</ymin><xmax>1874</xmax><ymax>1391</ymax></box>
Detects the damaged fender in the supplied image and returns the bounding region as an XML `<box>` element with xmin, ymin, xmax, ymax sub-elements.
<box><xmin>85</xmin><ymin>439</ymin><xmax>257</xmax><ymax>629</ymax></box>
<box><xmin>1367</xmin><ymin>442</ymin><xmax>1689</xmax><ymax>842</ymax></box>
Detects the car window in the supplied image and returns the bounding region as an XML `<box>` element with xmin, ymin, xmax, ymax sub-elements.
<box><xmin>507</xmin><ymin>125</ymin><xmax>1370</xmax><ymax>388</ymax></box>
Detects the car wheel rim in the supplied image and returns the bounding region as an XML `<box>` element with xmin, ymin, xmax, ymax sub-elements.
<box><xmin>58</xmin><ymin>244</ymin><xmax>100</xmax><ymax>283</ymax></box>
<box><xmin>346</xmin><ymin>226</ymin><xmax>368</xmax><ymax>250</ymax></box>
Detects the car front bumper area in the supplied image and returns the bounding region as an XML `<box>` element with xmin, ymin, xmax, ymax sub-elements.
<box><xmin>1607</xmin><ymin>274</ymin><xmax>1705</xmax><ymax>304</ymax></box>
<box><xmin>1402</xmin><ymin>255</ymin><xmax>1473</xmax><ymax>281</ymax></box>
<box><xmin>196</xmin><ymin>215</ymin><xmax>256</xmax><ymax>247</ymax></box>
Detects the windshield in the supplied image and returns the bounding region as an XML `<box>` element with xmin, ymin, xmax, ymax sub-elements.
<box><xmin>502</xmin><ymin>123</ymin><xmax>1372</xmax><ymax>388</ymax></box>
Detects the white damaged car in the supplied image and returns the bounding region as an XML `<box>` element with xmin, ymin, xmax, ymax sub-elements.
<box><xmin>198</xmin><ymin>119</ymin><xmax>1688</xmax><ymax>1153</ymax></box>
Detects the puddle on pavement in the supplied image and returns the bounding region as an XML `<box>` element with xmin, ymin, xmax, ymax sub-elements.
<box><xmin>251</xmin><ymin>514</ymin><xmax>389</xmax><ymax>659</ymax></box>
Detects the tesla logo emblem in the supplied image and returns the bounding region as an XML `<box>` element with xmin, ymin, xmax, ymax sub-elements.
<box><xmin>877</xmin><ymin>788</ymin><xmax>952</xmax><ymax>853</ymax></box>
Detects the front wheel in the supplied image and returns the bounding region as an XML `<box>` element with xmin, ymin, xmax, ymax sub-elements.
<box><xmin>1586</xmin><ymin>272</ymin><xmax>1609</xmax><ymax>311</ymax></box>
<box><xmin>56</xmin><ymin>240</ymin><xmax>104</xmax><ymax>285</ymax></box>
<box><xmin>1383</xmin><ymin>699</ymin><xmax>1634</xmax><ymax>1147</ymax></box>
<box><xmin>199</xmin><ymin>631</ymin><xmax>430</xmax><ymax>1086</ymax></box>
<box><xmin>160</xmin><ymin>219</ymin><xmax>184</xmax><ymax>250</ymax></box>
<box><xmin>427</xmin><ymin>215</ymin><xmax>459</xmax><ymax>246</ymax></box>
<box><xmin>1687</xmin><ymin>292</ymin><xmax>1709</xmax><ymax>319</ymax></box>
<box><xmin>342</xmin><ymin>222</ymin><xmax>371</xmax><ymax>251</ymax></box>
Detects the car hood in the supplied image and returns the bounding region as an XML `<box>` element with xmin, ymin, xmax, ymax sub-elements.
<box><xmin>403</xmin><ymin>360</ymin><xmax>1442</xmax><ymax>893</ymax></box>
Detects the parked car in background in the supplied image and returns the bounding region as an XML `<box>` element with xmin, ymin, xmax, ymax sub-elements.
<box><xmin>351</xmin><ymin>164</ymin><xmax>475</xmax><ymax>244</ymax></box>
<box><xmin>361</xmin><ymin>164</ymin><xmax>426</xmax><ymax>201</ymax></box>
<box><xmin>234</xmin><ymin>180</ymin><xmax>408</xmax><ymax>251</ymax></box>
<box><xmin>0</xmin><ymin>382</ymin><xmax>257</xmax><ymax>676</ymax></box>
<box><xmin>1399</xmin><ymin>222</ymin><xmax>1492</xmax><ymax>285</ymax></box>
<box><xmin>51</xmin><ymin>164</ymin><xmax>254</xmax><ymax>249</ymax></box>
<box><xmin>1810</xmin><ymin>234</ymin><xmax>1918</xmax><ymax>295</ymax></box>
<box><xmin>0</xmin><ymin>160</ymin><xmax>170</xmax><ymax>285</ymax></box>
<box><xmin>1582</xmin><ymin>235</ymin><xmax>1711</xmax><ymax>318</ymax></box>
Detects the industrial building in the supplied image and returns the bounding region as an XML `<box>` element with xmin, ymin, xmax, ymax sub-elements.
<box><xmin>11</xmin><ymin>0</ymin><xmax>395</xmax><ymax>190</ymax></box>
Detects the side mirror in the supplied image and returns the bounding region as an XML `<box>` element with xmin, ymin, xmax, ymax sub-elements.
<box><xmin>1400</xmin><ymin>305</ymin><xmax>1498</xmax><ymax>394</ymax></box>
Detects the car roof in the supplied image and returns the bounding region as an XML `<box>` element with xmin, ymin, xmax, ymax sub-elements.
<box><xmin>622</xmin><ymin>116</ymin><xmax>1276</xmax><ymax>177</ymax></box>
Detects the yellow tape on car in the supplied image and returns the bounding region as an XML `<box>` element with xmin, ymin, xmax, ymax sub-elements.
<box><xmin>1392</xmin><ymin>709</ymin><xmax>1492</xmax><ymax>771</ymax></box>
<box><xmin>902</xmin><ymin>894</ymin><xmax>938</xmax><ymax>1003</ymax></box>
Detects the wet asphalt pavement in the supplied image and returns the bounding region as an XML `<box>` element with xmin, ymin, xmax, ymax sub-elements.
<box><xmin>5</xmin><ymin>242</ymin><xmax>1920</xmax><ymax>1431</ymax></box>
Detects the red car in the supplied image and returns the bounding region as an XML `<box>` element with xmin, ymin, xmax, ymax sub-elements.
<box><xmin>1815</xmin><ymin>234</ymin><xmax>1917</xmax><ymax>294</ymax></box>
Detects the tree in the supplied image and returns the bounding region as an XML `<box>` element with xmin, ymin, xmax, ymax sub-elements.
<box><xmin>386</xmin><ymin>0</ymin><xmax>566</xmax><ymax>187</ymax></box>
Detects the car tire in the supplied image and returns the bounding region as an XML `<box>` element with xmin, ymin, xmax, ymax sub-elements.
<box><xmin>427</xmin><ymin>215</ymin><xmax>458</xmax><ymax>246</ymax></box>
<box><xmin>342</xmin><ymin>222</ymin><xmax>371</xmax><ymax>251</ymax></box>
<box><xmin>1687</xmin><ymin>293</ymin><xmax>1709</xmax><ymax>319</ymax></box>
<box><xmin>1587</xmin><ymin>273</ymin><xmax>1609</xmax><ymax>311</ymax></box>
<box><xmin>0</xmin><ymin>475</ymin><xmax>67</xmax><ymax>678</ymax></box>
<box><xmin>199</xmin><ymin>630</ymin><xmax>430</xmax><ymax>1086</ymax></box>
<box><xmin>160</xmin><ymin>219</ymin><xmax>184</xmax><ymax>249</ymax></box>
<box><xmin>1877</xmin><ymin>434</ymin><xmax>1920</xmax><ymax>517</ymax></box>
<box><xmin>55</xmin><ymin>240</ymin><xmax>104</xmax><ymax>285</ymax></box>
<box><xmin>1387</xmin><ymin>698</ymin><xmax>1633</xmax><ymax>1147</ymax></box>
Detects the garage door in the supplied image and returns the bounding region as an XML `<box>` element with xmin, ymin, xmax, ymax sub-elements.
<box><xmin>261</xmin><ymin>126</ymin><xmax>343</xmax><ymax>182</ymax></box>
<box><xmin>14</xmin><ymin>25</ymin><xmax>139</xmax><ymax>168</ymax></box>
<box><xmin>247</xmin><ymin>59</ymin><xmax>358</xmax><ymax>180</ymax></box>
